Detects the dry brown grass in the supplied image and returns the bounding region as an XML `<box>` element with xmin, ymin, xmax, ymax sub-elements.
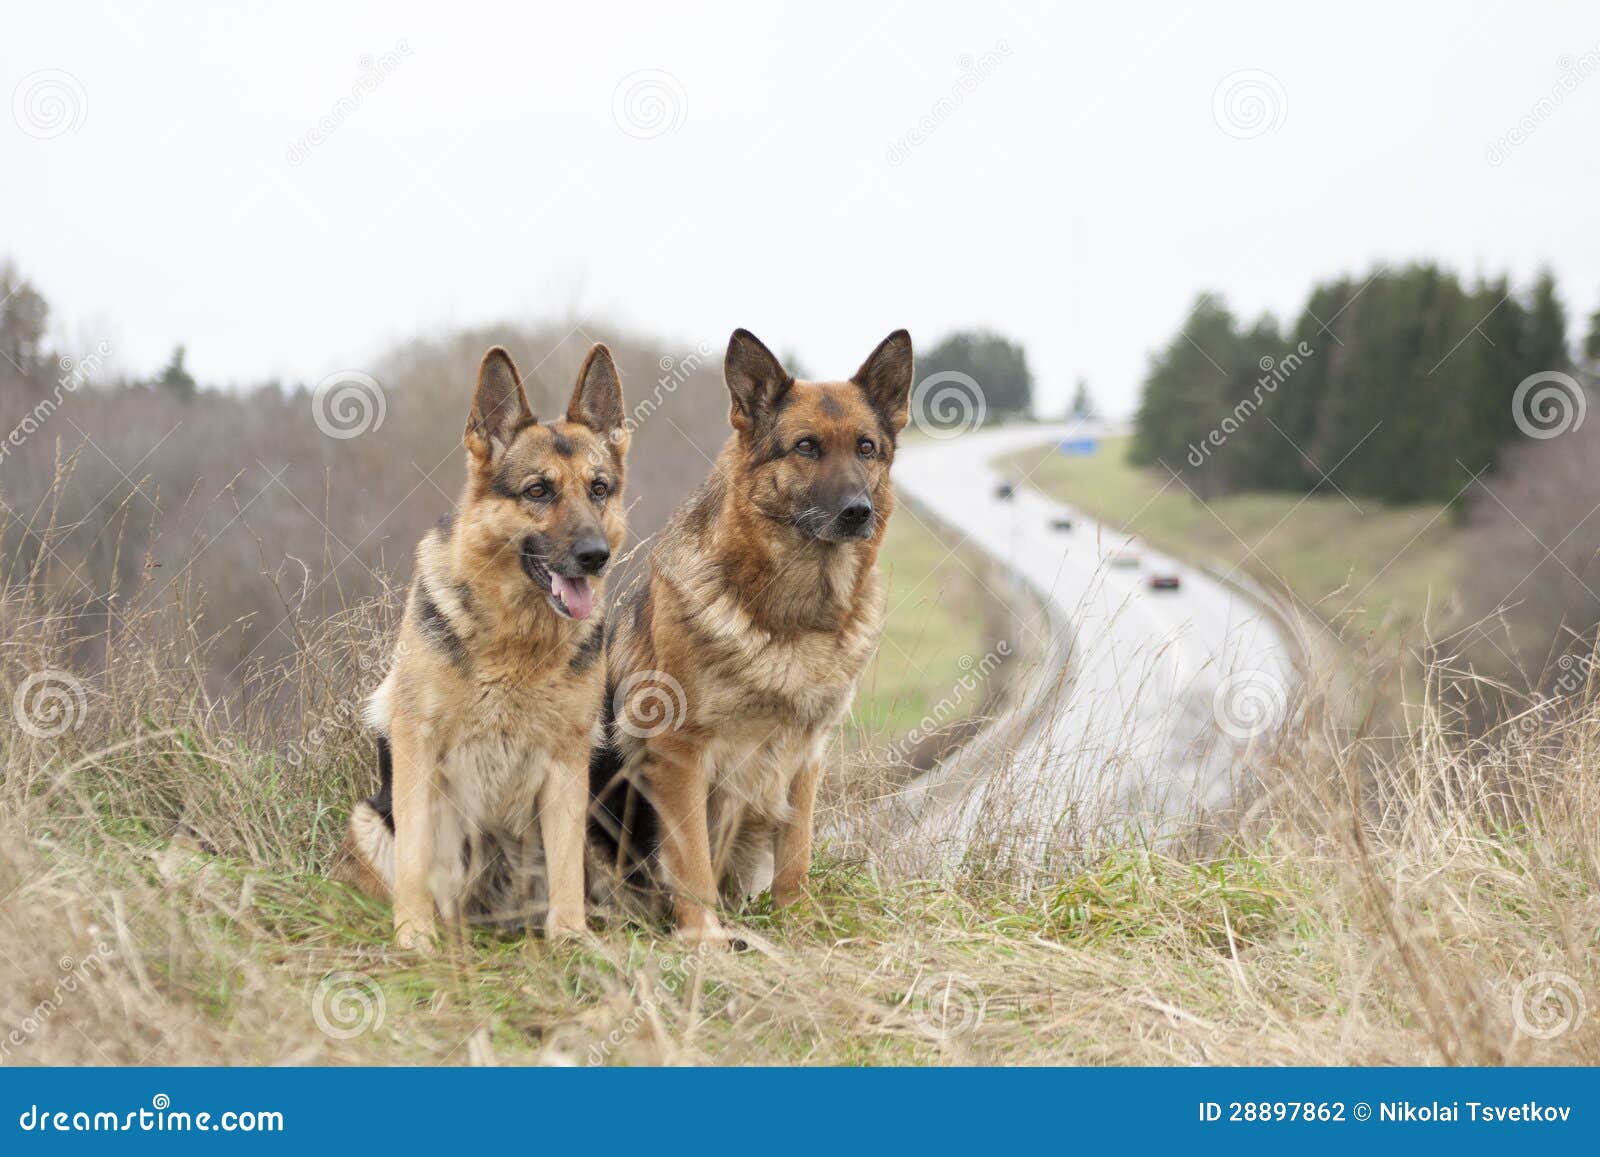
<box><xmin>2</xmin><ymin>547</ymin><xmax>1597</xmax><ymax>1067</ymax></box>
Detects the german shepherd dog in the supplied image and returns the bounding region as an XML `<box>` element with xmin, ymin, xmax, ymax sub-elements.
<box><xmin>335</xmin><ymin>344</ymin><xmax>628</xmax><ymax>947</ymax></box>
<box><xmin>589</xmin><ymin>328</ymin><xmax>913</xmax><ymax>943</ymax></box>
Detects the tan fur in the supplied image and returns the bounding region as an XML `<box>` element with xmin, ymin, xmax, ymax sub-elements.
<box><xmin>334</xmin><ymin>343</ymin><xmax>629</xmax><ymax>947</ymax></box>
<box><xmin>591</xmin><ymin>329</ymin><xmax>913</xmax><ymax>943</ymax></box>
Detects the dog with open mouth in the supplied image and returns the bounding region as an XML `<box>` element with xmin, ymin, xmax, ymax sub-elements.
<box><xmin>333</xmin><ymin>343</ymin><xmax>629</xmax><ymax>947</ymax></box>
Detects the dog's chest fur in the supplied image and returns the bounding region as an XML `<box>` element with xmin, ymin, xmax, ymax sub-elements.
<box><xmin>444</xmin><ymin>626</ymin><xmax>596</xmax><ymax>813</ymax></box>
<box><xmin>373</xmin><ymin>585</ymin><xmax>599</xmax><ymax>843</ymax></box>
<box><xmin>703</xmin><ymin>725</ymin><xmax>823</xmax><ymax>825</ymax></box>
<box><xmin>661</xmin><ymin>552</ymin><xmax>884</xmax><ymax>824</ymax></box>
<box><xmin>436</xmin><ymin>686</ymin><xmax>557</xmax><ymax>837</ymax></box>
<box><xmin>674</xmin><ymin>557</ymin><xmax>881</xmax><ymax>723</ymax></box>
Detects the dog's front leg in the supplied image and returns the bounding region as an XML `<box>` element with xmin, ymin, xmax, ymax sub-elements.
<box><xmin>772</xmin><ymin>759</ymin><xmax>821</xmax><ymax>909</ymax></box>
<box><xmin>539</xmin><ymin>756</ymin><xmax>588</xmax><ymax>940</ymax></box>
<box><xmin>648</xmin><ymin>734</ymin><xmax>726</xmax><ymax>944</ymax></box>
<box><xmin>390</xmin><ymin>726</ymin><xmax>438</xmax><ymax>951</ymax></box>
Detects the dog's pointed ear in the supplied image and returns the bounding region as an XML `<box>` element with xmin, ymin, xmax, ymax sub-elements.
<box><xmin>852</xmin><ymin>329</ymin><xmax>914</xmax><ymax>435</ymax></box>
<box><xmin>567</xmin><ymin>343</ymin><xmax>627</xmax><ymax>452</ymax></box>
<box><xmin>466</xmin><ymin>347</ymin><xmax>533</xmax><ymax>461</ymax></box>
<box><xmin>725</xmin><ymin>329</ymin><xmax>793</xmax><ymax>435</ymax></box>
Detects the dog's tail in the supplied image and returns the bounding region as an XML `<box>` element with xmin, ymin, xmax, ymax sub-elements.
<box><xmin>331</xmin><ymin>735</ymin><xmax>396</xmax><ymax>900</ymax></box>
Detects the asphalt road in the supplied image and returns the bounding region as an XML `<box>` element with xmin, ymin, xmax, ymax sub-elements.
<box><xmin>885</xmin><ymin>423</ymin><xmax>1300</xmax><ymax>866</ymax></box>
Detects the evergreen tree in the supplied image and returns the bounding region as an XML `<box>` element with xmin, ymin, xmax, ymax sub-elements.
<box><xmin>1069</xmin><ymin>378</ymin><xmax>1096</xmax><ymax>420</ymax></box>
<box><xmin>0</xmin><ymin>261</ymin><xmax>50</xmax><ymax>382</ymax></box>
<box><xmin>1585</xmin><ymin>293</ymin><xmax>1600</xmax><ymax>373</ymax></box>
<box><xmin>1129</xmin><ymin>293</ymin><xmax>1240</xmax><ymax>496</ymax></box>
<box><xmin>156</xmin><ymin>345</ymin><xmax>197</xmax><ymax>400</ymax></box>
<box><xmin>1212</xmin><ymin>314</ymin><xmax>1288</xmax><ymax>493</ymax></box>
<box><xmin>919</xmin><ymin>330</ymin><xmax>1033</xmax><ymax>418</ymax></box>
<box><xmin>1522</xmin><ymin>269</ymin><xmax>1569</xmax><ymax>372</ymax></box>
<box><xmin>1129</xmin><ymin>264</ymin><xmax>1572</xmax><ymax>505</ymax></box>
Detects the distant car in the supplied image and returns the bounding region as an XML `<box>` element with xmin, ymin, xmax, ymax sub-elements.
<box><xmin>1109</xmin><ymin>550</ymin><xmax>1140</xmax><ymax>568</ymax></box>
<box><xmin>1148</xmin><ymin>574</ymin><xmax>1181</xmax><ymax>591</ymax></box>
<box><xmin>1050</xmin><ymin>517</ymin><xmax>1074</xmax><ymax>532</ymax></box>
<box><xmin>995</xmin><ymin>482</ymin><xmax>1016</xmax><ymax>500</ymax></box>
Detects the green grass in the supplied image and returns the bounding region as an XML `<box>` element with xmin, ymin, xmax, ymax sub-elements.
<box><xmin>19</xmin><ymin>798</ymin><xmax>1594</xmax><ymax>1065</ymax></box>
<box><xmin>7</xmin><ymin>538</ymin><xmax>1598</xmax><ymax>1066</ymax></box>
<box><xmin>1000</xmin><ymin>435</ymin><xmax>1461</xmax><ymax>644</ymax></box>
<box><xmin>852</xmin><ymin>510</ymin><xmax>997</xmax><ymax>741</ymax></box>
<box><xmin>53</xmin><ymin>836</ymin><xmax>1335</xmax><ymax>1065</ymax></box>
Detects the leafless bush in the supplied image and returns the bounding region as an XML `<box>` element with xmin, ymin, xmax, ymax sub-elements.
<box><xmin>0</xmin><ymin>321</ymin><xmax>729</xmax><ymax>703</ymax></box>
<box><xmin>1459</xmin><ymin>393</ymin><xmax>1600</xmax><ymax>689</ymax></box>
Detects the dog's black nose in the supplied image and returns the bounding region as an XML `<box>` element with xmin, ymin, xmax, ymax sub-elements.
<box><xmin>837</xmin><ymin>501</ymin><xmax>873</xmax><ymax>530</ymax></box>
<box><xmin>573</xmin><ymin>538</ymin><xmax>611</xmax><ymax>575</ymax></box>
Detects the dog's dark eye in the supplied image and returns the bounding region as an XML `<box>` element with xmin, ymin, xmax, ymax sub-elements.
<box><xmin>589</xmin><ymin>479</ymin><xmax>609</xmax><ymax>499</ymax></box>
<box><xmin>794</xmin><ymin>438</ymin><xmax>819</xmax><ymax>457</ymax></box>
<box><xmin>858</xmin><ymin>438</ymin><xmax>876</xmax><ymax>457</ymax></box>
<box><xmin>523</xmin><ymin>482</ymin><xmax>547</xmax><ymax>499</ymax></box>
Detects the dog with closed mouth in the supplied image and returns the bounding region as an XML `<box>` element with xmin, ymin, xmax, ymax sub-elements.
<box><xmin>335</xmin><ymin>343</ymin><xmax>629</xmax><ymax>947</ymax></box>
<box><xmin>589</xmin><ymin>328</ymin><xmax>914</xmax><ymax>943</ymax></box>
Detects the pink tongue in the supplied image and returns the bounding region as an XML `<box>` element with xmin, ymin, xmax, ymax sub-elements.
<box><xmin>551</xmin><ymin>573</ymin><xmax>594</xmax><ymax>620</ymax></box>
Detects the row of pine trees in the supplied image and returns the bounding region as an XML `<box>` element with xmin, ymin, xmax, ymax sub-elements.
<box><xmin>1129</xmin><ymin>265</ymin><xmax>1575</xmax><ymax>504</ymax></box>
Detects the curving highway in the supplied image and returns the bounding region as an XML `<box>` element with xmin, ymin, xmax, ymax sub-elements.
<box><xmin>884</xmin><ymin>423</ymin><xmax>1300</xmax><ymax>868</ymax></box>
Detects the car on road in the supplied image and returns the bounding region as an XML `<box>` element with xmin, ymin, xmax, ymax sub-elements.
<box><xmin>1050</xmin><ymin>517</ymin><xmax>1074</xmax><ymax>531</ymax></box>
<box><xmin>1109</xmin><ymin>549</ymin><xmax>1140</xmax><ymax>568</ymax></box>
<box><xmin>1148</xmin><ymin>574</ymin><xmax>1181</xmax><ymax>591</ymax></box>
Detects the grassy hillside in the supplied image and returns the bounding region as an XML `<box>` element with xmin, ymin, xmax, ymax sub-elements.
<box><xmin>2</xmin><ymin>412</ymin><xmax>1592</xmax><ymax>1069</ymax></box>
<box><xmin>1000</xmin><ymin>435</ymin><xmax>1461</xmax><ymax>647</ymax></box>
<box><xmin>853</xmin><ymin>510</ymin><xmax>1003</xmax><ymax>744</ymax></box>
<box><xmin>3</xmin><ymin>585</ymin><xmax>1595</xmax><ymax>1064</ymax></box>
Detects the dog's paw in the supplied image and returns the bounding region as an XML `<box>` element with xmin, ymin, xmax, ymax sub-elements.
<box><xmin>544</xmin><ymin>910</ymin><xmax>589</xmax><ymax>943</ymax></box>
<box><xmin>677</xmin><ymin>916</ymin><xmax>740</xmax><ymax>952</ymax></box>
<box><xmin>395</xmin><ymin>919</ymin><xmax>438</xmax><ymax>954</ymax></box>
<box><xmin>771</xmin><ymin>883</ymin><xmax>813</xmax><ymax>912</ymax></box>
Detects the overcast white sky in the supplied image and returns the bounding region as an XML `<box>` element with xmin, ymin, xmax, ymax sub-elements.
<box><xmin>4</xmin><ymin>1</ymin><xmax>1598</xmax><ymax>417</ymax></box>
